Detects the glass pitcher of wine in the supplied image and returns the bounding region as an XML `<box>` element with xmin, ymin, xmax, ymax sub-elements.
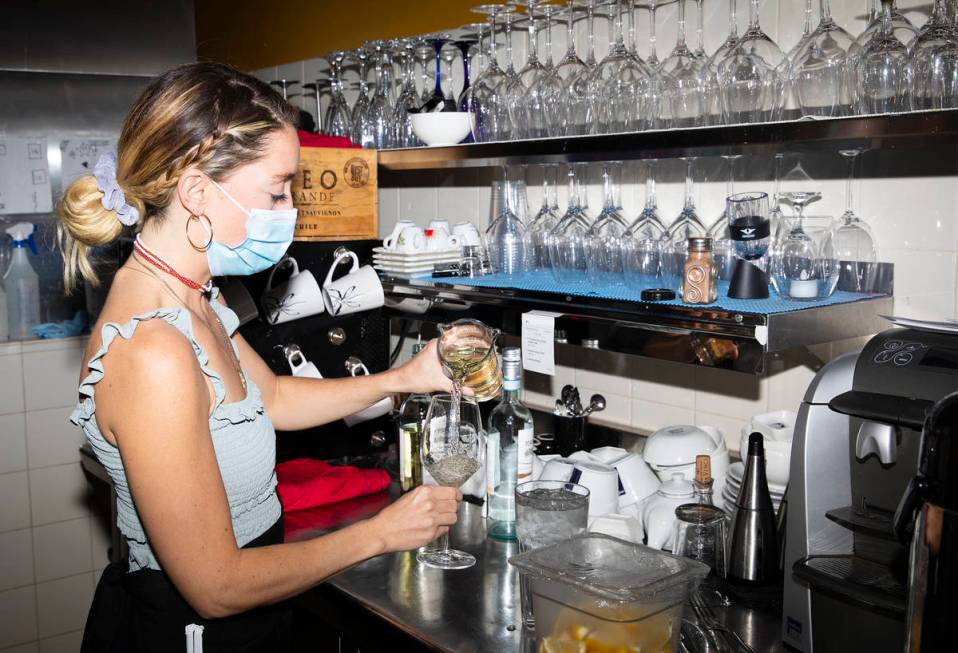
<box><xmin>436</xmin><ymin>319</ymin><xmax>503</xmax><ymax>402</ymax></box>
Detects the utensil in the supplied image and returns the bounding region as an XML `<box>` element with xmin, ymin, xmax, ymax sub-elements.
<box><xmin>584</xmin><ymin>393</ymin><xmax>606</xmax><ymax>416</ymax></box>
<box><xmin>690</xmin><ymin>590</ymin><xmax>757</xmax><ymax>653</ymax></box>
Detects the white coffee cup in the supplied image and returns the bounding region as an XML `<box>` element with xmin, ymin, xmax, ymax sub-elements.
<box><xmin>425</xmin><ymin>229</ymin><xmax>461</xmax><ymax>251</ymax></box>
<box><xmin>452</xmin><ymin>221</ymin><xmax>482</xmax><ymax>247</ymax></box>
<box><xmin>323</xmin><ymin>251</ymin><xmax>385</xmax><ymax>317</ymax></box>
<box><xmin>539</xmin><ymin>457</ymin><xmax>576</xmax><ymax>482</ymax></box>
<box><xmin>428</xmin><ymin>219</ymin><xmax>451</xmax><ymax>235</ymax></box>
<box><xmin>343</xmin><ymin>360</ymin><xmax>394</xmax><ymax>427</ymax></box>
<box><xmin>570</xmin><ymin>460</ymin><xmax>619</xmax><ymax>517</ymax></box>
<box><xmin>612</xmin><ymin>453</ymin><xmax>661</xmax><ymax>510</ymax></box>
<box><xmin>261</xmin><ymin>257</ymin><xmax>325</xmax><ymax>325</ymax></box>
<box><xmin>590</xmin><ymin>446</ymin><xmax>629</xmax><ymax>464</ymax></box>
<box><xmin>286</xmin><ymin>347</ymin><xmax>323</xmax><ymax>379</ymax></box>
<box><xmin>383</xmin><ymin>220</ymin><xmax>416</xmax><ymax>249</ymax></box>
<box><xmin>394</xmin><ymin>226</ymin><xmax>427</xmax><ymax>253</ymax></box>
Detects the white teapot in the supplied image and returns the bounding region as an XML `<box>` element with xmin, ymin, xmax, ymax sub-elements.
<box><xmin>639</xmin><ymin>472</ymin><xmax>695</xmax><ymax>551</ymax></box>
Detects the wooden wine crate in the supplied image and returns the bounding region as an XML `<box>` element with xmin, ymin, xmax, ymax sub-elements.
<box><xmin>291</xmin><ymin>147</ymin><xmax>378</xmax><ymax>241</ymax></box>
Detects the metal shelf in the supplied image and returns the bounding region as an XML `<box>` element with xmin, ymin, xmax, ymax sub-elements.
<box><xmin>382</xmin><ymin>276</ymin><xmax>893</xmax><ymax>374</ymax></box>
<box><xmin>378</xmin><ymin>110</ymin><xmax>958</xmax><ymax>171</ymax></box>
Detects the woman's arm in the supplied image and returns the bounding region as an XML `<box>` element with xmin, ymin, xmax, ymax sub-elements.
<box><xmin>97</xmin><ymin>321</ymin><xmax>460</xmax><ymax>619</ymax></box>
<box><xmin>232</xmin><ymin>333</ymin><xmax>456</xmax><ymax>431</ymax></box>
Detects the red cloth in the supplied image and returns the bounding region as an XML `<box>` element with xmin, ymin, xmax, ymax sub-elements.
<box><xmin>297</xmin><ymin>130</ymin><xmax>357</xmax><ymax>149</ymax></box>
<box><xmin>276</xmin><ymin>458</ymin><xmax>390</xmax><ymax>512</ymax></box>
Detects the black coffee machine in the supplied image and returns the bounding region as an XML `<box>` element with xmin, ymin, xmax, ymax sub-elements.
<box><xmin>782</xmin><ymin>328</ymin><xmax>958</xmax><ymax>652</ymax></box>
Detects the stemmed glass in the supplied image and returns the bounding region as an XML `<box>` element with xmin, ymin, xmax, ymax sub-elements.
<box><xmin>526</xmin><ymin>164</ymin><xmax>561</xmax><ymax>270</ymax></box>
<box><xmin>848</xmin><ymin>0</ymin><xmax>917</xmax><ymax>114</ymax></box>
<box><xmin>585</xmin><ymin>162</ymin><xmax>629</xmax><ymax>286</ymax></box>
<box><xmin>622</xmin><ymin>160</ymin><xmax>668</xmax><ymax>288</ymax></box>
<box><xmin>301</xmin><ymin>80</ymin><xmax>326</xmax><ymax>134</ymax></box>
<box><xmin>908</xmin><ymin>0</ymin><xmax>958</xmax><ymax>110</ymax></box>
<box><xmin>664</xmin><ymin>158</ymin><xmax>708</xmax><ymax>289</ymax></box>
<box><xmin>350</xmin><ymin>47</ymin><xmax>375</xmax><ymax>148</ymax></box>
<box><xmin>324</xmin><ymin>51</ymin><xmax>353</xmax><ymax>137</ymax></box>
<box><xmin>661</xmin><ymin>0</ymin><xmax>705</xmax><ymax>128</ymax></box>
<box><xmin>596</xmin><ymin>0</ymin><xmax>651</xmax><ymax>134</ymax></box>
<box><xmin>453</xmin><ymin>35</ymin><xmax>480</xmax><ymax>113</ymax></box>
<box><xmin>422</xmin><ymin>36</ymin><xmax>457</xmax><ymax>112</ymax></box>
<box><xmin>692</xmin><ymin>0</ymin><xmax>707</xmax><ymax>62</ymax></box>
<box><xmin>549</xmin><ymin>164</ymin><xmax>593</xmax><ymax>285</ymax></box>
<box><xmin>511</xmin><ymin>1</ymin><xmax>559</xmax><ymax>138</ymax></box>
<box><xmin>767</xmin><ymin>152</ymin><xmax>787</xmax><ymax>293</ymax></box>
<box><xmin>856</xmin><ymin>0</ymin><xmax>910</xmax><ymax>114</ymax></box>
<box><xmin>555</xmin><ymin>1</ymin><xmax>588</xmax><ymax>134</ymax></box>
<box><xmin>834</xmin><ymin>148</ymin><xmax>878</xmax><ymax>292</ymax></box>
<box><xmin>417</xmin><ymin>394</ymin><xmax>483</xmax><ymax>570</ymax></box>
<box><xmin>701</xmin><ymin>0</ymin><xmax>741</xmax><ymax>126</ymax></box>
<box><xmin>565</xmin><ymin>0</ymin><xmax>601</xmax><ymax>136</ymax></box>
<box><xmin>470</xmin><ymin>4</ymin><xmax>516</xmax><ymax>142</ymax></box>
<box><xmin>716</xmin><ymin>0</ymin><xmax>786</xmax><ymax>124</ymax></box>
<box><xmin>392</xmin><ymin>41</ymin><xmax>423</xmax><ymax>147</ymax></box>
<box><xmin>779</xmin><ymin>0</ymin><xmax>816</xmax><ymax>121</ymax></box>
<box><xmin>708</xmin><ymin>154</ymin><xmax>743</xmax><ymax>280</ymax></box>
<box><xmin>366</xmin><ymin>40</ymin><xmax>396</xmax><ymax>149</ymax></box>
<box><xmin>415</xmin><ymin>39</ymin><xmax>436</xmax><ymax>106</ymax></box>
<box><xmin>645</xmin><ymin>0</ymin><xmax>671</xmax><ymax>129</ymax></box>
<box><xmin>792</xmin><ymin>0</ymin><xmax>856</xmax><ymax>118</ymax></box>
<box><xmin>486</xmin><ymin>175</ymin><xmax>528</xmax><ymax>276</ymax></box>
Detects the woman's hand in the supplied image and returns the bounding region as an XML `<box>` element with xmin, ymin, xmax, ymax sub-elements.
<box><xmin>392</xmin><ymin>339</ymin><xmax>472</xmax><ymax>395</ymax></box>
<box><xmin>369</xmin><ymin>485</ymin><xmax>462</xmax><ymax>553</ymax></box>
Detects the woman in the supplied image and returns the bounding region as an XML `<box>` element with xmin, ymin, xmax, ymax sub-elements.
<box><xmin>59</xmin><ymin>62</ymin><xmax>462</xmax><ymax>652</ymax></box>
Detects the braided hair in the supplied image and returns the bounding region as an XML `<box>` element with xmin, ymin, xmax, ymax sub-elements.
<box><xmin>56</xmin><ymin>62</ymin><xmax>298</xmax><ymax>291</ymax></box>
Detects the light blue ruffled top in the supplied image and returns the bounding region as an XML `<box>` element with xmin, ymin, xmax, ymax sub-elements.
<box><xmin>71</xmin><ymin>289</ymin><xmax>281</xmax><ymax>572</ymax></box>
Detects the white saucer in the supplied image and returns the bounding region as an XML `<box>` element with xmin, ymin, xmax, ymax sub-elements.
<box><xmin>373</xmin><ymin>246</ymin><xmax>461</xmax><ymax>260</ymax></box>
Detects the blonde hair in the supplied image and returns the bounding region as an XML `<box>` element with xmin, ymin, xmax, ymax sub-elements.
<box><xmin>57</xmin><ymin>62</ymin><xmax>298</xmax><ymax>292</ymax></box>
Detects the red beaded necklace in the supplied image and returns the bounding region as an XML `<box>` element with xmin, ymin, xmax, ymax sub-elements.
<box><xmin>133</xmin><ymin>235</ymin><xmax>213</xmax><ymax>293</ymax></box>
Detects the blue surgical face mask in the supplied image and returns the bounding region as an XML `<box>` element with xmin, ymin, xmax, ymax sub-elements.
<box><xmin>204</xmin><ymin>180</ymin><xmax>297</xmax><ymax>277</ymax></box>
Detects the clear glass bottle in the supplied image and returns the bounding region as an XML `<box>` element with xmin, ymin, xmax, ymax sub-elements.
<box><xmin>486</xmin><ymin>347</ymin><xmax>534</xmax><ymax>540</ymax></box>
<box><xmin>693</xmin><ymin>454</ymin><xmax>714</xmax><ymax>506</ymax></box>
<box><xmin>397</xmin><ymin>343</ymin><xmax>428</xmax><ymax>493</ymax></box>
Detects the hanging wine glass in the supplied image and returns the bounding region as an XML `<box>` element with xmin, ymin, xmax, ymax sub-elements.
<box><xmin>453</xmin><ymin>35</ymin><xmax>479</xmax><ymax>113</ymax></box>
<box><xmin>707</xmin><ymin>154</ymin><xmax>743</xmax><ymax>281</ymax></box>
<box><xmin>645</xmin><ymin>0</ymin><xmax>672</xmax><ymax>129</ymax></box>
<box><xmin>596</xmin><ymin>0</ymin><xmax>652</xmax><ymax>134</ymax></box>
<box><xmin>856</xmin><ymin>0</ymin><xmax>910</xmax><ymax>114</ymax></box>
<box><xmin>792</xmin><ymin>0</ymin><xmax>856</xmax><ymax>118</ymax></box>
<box><xmin>833</xmin><ymin>148</ymin><xmax>878</xmax><ymax>292</ymax></box>
<box><xmin>848</xmin><ymin>0</ymin><xmax>918</xmax><ymax>113</ymax></box>
<box><xmin>415</xmin><ymin>39</ymin><xmax>436</xmax><ymax>106</ymax></box>
<box><xmin>350</xmin><ymin>46</ymin><xmax>375</xmax><ymax>148</ymax></box>
<box><xmin>908</xmin><ymin>0</ymin><xmax>958</xmax><ymax>110</ymax></box>
<box><xmin>323</xmin><ymin>51</ymin><xmax>353</xmax><ymax>137</ymax></box>
<box><xmin>622</xmin><ymin>160</ymin><xmax>668</xmax><ymax>289</ymax></box>
<box><xmin>549</xmin><ymin>164</ymin><xmax>593</xmax><ymax>285</ymax></box>
<box><xmin>421</xmin><ymin>35</ymin><xmax>457</xmax><ymax>112</ymax></box>
<box><xmin>779</xmin><ymin>0</ymin><xmax>817</xmax><ymax>122</ymax></box>
<box><xmin>585</xmin><ymin>162</ymin><xmax>630</xmax><ymax>286</ymax></box>
<box><xmin>526</xmin><ymin>164</ymin><xmax>561</xmax><ymax>270</ymax></box>
<box><xmin>555</xmin><ymin>1</ymin><xmax>588</xmax><ymax>135</ymax></box>
<box><xmin>302</xmin><ymin>80</ymin><xmax>326</xmax><ymax>135</ymax></box>
<box><xmin>417</xmin><ymin>394</ymin><xmax>483</xmax><ymax>570</ymax></box>
<box><xmin>716</xmin><ymin>0</ymin><xmax>786</xmax><ymax>124</ymax></box>
<box><xmin>665</xmin><ymin>158</ymin><xmax>708</xmax><ymax>293</ymax></box>
<box><xmin>691</xmin><ymin>0</ymin><xmax>707</xmax><ymax>62</ymax></box>
<box><xmin>366</xmin><ymin>40</ymin><xmax>396</xmax><ymax>149</ymax></box>
<box><xmin>661</xmin><ymin>0</ymin><xmax>706</xmax><ymax>128</ymax></box>
<box><xmin>701</xmin><ymin>0</ymin><xmax>741</xmax><ymax>126</ymax></box>
<box><xmin>392</xmin><ymin>41</ymin><xmax>423</xmax><ymax>147</ymax></box>
<box><xmin>565</xmin><ymin>0</ymin><xmax>601</xmax><ymax>136</ymax></box>
<box><xmin>469</xmin><ymin>4</ymin><xmax>517</xmax><ymax>142</ymax></box>
<box><xmin>511</xmin><ymin>1</ymin><xmax>560</xmax><ymax>139</ymax></box>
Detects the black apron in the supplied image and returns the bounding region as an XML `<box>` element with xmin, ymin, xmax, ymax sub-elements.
<box><xmin>81</xmin><ymin>518</ymin><xmax>291</xmax><ymax>653</ymax></box>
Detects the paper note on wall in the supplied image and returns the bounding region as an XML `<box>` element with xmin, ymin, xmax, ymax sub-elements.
<box><xmin>0</xmin><ymin>137</ymin><xmax>53</xmax><ymax>215</ymax></box>
<box><xmin>521</xmin><ymin>311</ymin><xmax>562</xmax><ymax>376</ymax></box>
<box><xmin>60</xmin><ymin>138</ymin><xmax>117</xmax><ymax>187</ymax></box>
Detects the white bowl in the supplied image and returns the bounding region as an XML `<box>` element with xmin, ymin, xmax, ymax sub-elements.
<box><xmin>738</xmin><ymin>431</ymin><xmax>792</xmax><ymax>487</ymax></box>
<box><xmin>644</xmin><ymin>425</ymin><xmax>723</xmax><ymax>467</ymax></box>
<box><xmin>411</xmin><ymin>112</ymin><xmax>472</xmax><ymax>146</ymax></box>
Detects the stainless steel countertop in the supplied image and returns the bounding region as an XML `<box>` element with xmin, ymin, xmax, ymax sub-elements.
<box><xmin>288</xmin><ymin>485</ymin><xmax>786</xmax><ymax>653</ymax></box>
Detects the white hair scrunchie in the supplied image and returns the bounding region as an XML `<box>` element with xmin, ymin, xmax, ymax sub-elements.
<box><xmin>93</xmin><ymin>152</ymin><xmax>140</xmax><ymax>226</ymax></box>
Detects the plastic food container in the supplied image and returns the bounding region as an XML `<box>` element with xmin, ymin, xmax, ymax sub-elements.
<box><xmin>509</xmin><ymin>533</ymin><xmax>709</xmax><ymax>652</ymax></box>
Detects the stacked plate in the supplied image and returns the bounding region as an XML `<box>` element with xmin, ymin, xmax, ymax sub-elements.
<box><xmin>721</xmin><ymin>462</ymin><xmax>787</xmax><ymax>513</ymax></box>
<box><xmin>372</xmin><ymin>247</ymin><xmax>461</xmax><ymax>278</ymax></box>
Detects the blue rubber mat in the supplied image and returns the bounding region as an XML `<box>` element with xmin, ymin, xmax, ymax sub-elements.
<box><xmin>422</xmin><ymin>270</ymin><xmax>886</xmax><ymax>315</ymax></box>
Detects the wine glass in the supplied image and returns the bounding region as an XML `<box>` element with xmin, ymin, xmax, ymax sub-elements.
<box><xmin>622</xmin><ymin>159</ymin><xmax>668</xmax><ymax>288</ymax></box>
<box><xmin>565</xmin><ymin>0</ymin><xmax>601</xmax><ymax>136</ymax></box>
<box><xmin>418</xmin><ymin>394</ymin><xmax>483</xmax><ymax>570</ymax></box>
<box><xmin>470</xmin><ymin>4</ymin><xmax>517</xmax><ymax>142</ymax></box>
<box><xmin>691</xmin><ymin>0</ymin><xmax>707</xmax><ymax>62</ymax></box>
<box><xmin>392</xmin><ymin>41</ymin><xmax>423</xmax><ymax>147</ymax></box>
<box><xmin>791</xmin><ymin>0</ymin><xmax>856</xmax><ymax>118</ymax></box>
<box><xmin>526</xmin><ymin>164</ymin><xmax>561</xmax><ymax>270</ymax></box>
<box><xmin>856</xmin><ymin>1</ymin><xmax>910</xmax><ymax>114</ymax></box>
<box><xmin>554</xmin><ymin>1</ymin><xmax>589</xmax><ymax>134</ymax></box>
<box><xmin>664</xmin><ymin>157</ymin><xmax>708</xmax><ymax>289</ymax></box>
<box><xmin>486</xmin><ymin>175</ymin><xmax>528</xmax><ymax>275</ymax></box>
<box><xmin>511</xmin><ymin>1</ymin><xmax>560</xmax><ymax>138</ymax></box>
<box><xmin>596</xmin><ymin>0</ymin><xmax>652</xmax><ymax>134</ymax></box>
<box><xmin>421</xmin><ymin>36</ymin><xmax>457</xmax><ymax>112</ymax></box>
<box><xmin>716</xmin><ymin>0</ymin><xmax>786</xmax><ymax>124</ymax></box>
<box><xmin>323</xmin><ymin>52</ymin><xmax>353</xmax><ymax>137</ymax></box>
<box><xmin>908</xmin><ymin>0</ymin><xmax>958</xmax><ymax>110</ymax></box>
<box><xmin>701</xmin><ymin>0</ymin><xmax>742</xmax><ymax>126</ymax></box>
<box><xmin>349</xmin><ymin>47</ymin><xmax>375</xmax><ymax>148</ymax></box>
<box><xmin>549</xmin><ymin>164</ymin><xmax>593</xmax><ymax>285</ymax></box>
<box><xmin>367</xmin><ymin>40</ymin><xmax>396</xmax><ymax>149</ymax></box>
<box><xmin>850</xmin><ymin>0</ymin><xmax>917</xmax><ymax>114</ymax></box>
<box><xmin>585</xmin><ymin>162</ymin><xmax>629</xmax><ymax>286</ymax></box>
<box><xmin>528</xmin><ymin>4</ymin><xmax>567</xmax><ymax>137</ymax></box>
<box><xmin>774</xmin><ymin>216</ymin><xmax>839</xmax><ymax>300</ymax></box>
<box><xmin>707</xmin><ymin>154</ymin><xmax>743</xmax><ymax>281</ymax></box>
<box><xmin>415</xmin><ymin>39</ymin><xmax>436</xmax><ymax>106</ymax></box>
<box><xmin>302</xmin><ymin>80</ymin><xmax>326</xmax><ymax>135</ymax></box>
<box><xmin>834</xmin><ymin>148</ymin><xmax>878</xmax><ymax>292</ymax></box>
<box><xmin>661</xmin><ymin>0</ymin><xmax>705</xmax><ymax>128</ymax></box>
<box><xmin>778</xmin><ymin>0</ymin><xmax>816</xmax><ymax>121</ymax></box>
<box><xmin>779</xmin><ymin>157</ymin><xmax>822</xmax><ymax>237</ymax></box>
<box><xmin>645</xmin><ymin>0</ymin><xmax>672</xmax><ymax>129</ymax></box>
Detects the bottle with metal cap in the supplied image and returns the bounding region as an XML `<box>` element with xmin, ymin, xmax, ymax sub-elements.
<box><xmin>727</xmin><ymin>433</ymin><xmax>779</xmax><ymax>584</ymax></box>
<box><xmin>397</xmin><ymin>342</ymin><xmax>429</xmax><ymax>492</ymax></box>
<box><xmin>487</xmin><ymin>347</ymin><xmax>534</xmax><ymax>540</ymax></box>
<box><xmin>682</xmin><ymin>236</ymin><xmax>718</xmax><ymax>304</ymax></box>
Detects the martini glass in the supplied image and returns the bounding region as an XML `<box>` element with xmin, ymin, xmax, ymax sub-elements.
<box><xmin>834</xmin><ymin>148</ymin><xmax>877</xmax><ymax>292</ymax></box>
<box><xmin>908</xmin><ymin>0</ymin><xmax>958</xmax><ymax>110</ymax></box>
<box><xmin>470</xmin><ymin>4</ymin><xmax>517</xmax><ymax>142</ymax></box>
<box><xmin>585</xmin><ymin>162</ymin><xmax>630</xmax><ymax>286</ymax></box>
<box><xmin>661</xmin><ymin>0</ymin><xmax>705</xmax><ymax>128</ymax></box>
<box><xmin>792</xmin><ymin>0</ymin><xmax>856</xmax><ymax>118</ymax></box>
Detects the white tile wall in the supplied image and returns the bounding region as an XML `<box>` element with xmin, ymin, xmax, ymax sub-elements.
<box><xmin>0</xmin><ymin>337</ymin><xmax>108</xmax><ymax>652</ymax></box>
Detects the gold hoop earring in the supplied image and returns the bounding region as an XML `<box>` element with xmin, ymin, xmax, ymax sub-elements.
<box><xmin>186</xmin><ymin>214</ymin><xmax>214</xmax><ymax>252</ymax></box>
